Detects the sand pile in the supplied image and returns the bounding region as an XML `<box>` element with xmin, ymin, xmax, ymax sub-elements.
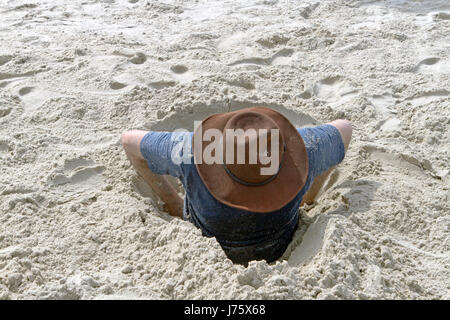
<box><xmin>0</xmin><ymin>0</ymin><xmax>449</xmax><ymax>299</ymax></box>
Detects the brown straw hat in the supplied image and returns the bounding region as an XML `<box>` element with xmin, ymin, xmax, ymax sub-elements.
<box><xmin>193</xmin><ymin>107</ymin><xmax>308</xmax><ymax>213</ymax></box>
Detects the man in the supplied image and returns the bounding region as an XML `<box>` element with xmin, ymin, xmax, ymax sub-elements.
<box><xmin>121</xmin><ymin>107</ymin><xmax>352</xmax><ymax>264</ymax></box>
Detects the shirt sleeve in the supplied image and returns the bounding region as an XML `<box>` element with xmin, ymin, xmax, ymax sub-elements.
<box><xmin>139</xmin><ymin>131</ymin><xmax>193</xmax><ymax>178</ymax></box>
<box><xmin>297</xmin><ymin>124</ymin><xmax>346</xmax><ymax>180</ymax></box>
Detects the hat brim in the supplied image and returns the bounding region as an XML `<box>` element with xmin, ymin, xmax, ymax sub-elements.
<box><xmin>194</xmin><ymin>107</ymin><xmax>308</xmax><ymax>213</ymax></box>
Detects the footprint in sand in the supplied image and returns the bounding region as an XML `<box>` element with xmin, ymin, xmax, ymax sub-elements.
<box><xmin>112</xmin><ymin>50</ymin><xmax>147</xmax><ymax>65</ymax></box>
<box><xmin>367</xmin><ymin>93</ymin><xmax>402</xmax><ymax>132</ymax></box>
<box><xmin>0</xmin><ymin>93</ymin><xmax>20</xmax><ymax>118</ymax></box>
<box><xmin>313</xmin><ymin>76</ymin><xmax>358</xmax><ymax>103</ymax></box>
<box><xmin>17</xmin><ymin>86</ymin><xmax>55</xmax><ymax>110</ymax></box>
<box><xmin>362</xmin><ymin>145</ymin><xmax>432</xmax><ymax>175</ymax></box>
<box><xmin>413</xmin><ymin>57</ymin><xmax>449</xmax><ymax>74</ymax></box>
<box><xmin>109</xmin><ymin>81</ymin><xmax>127</xmax><ymax>90</ymax></box>
<box><xmin>256</xmin><ymin>34</ymin><xmax>290</xmax><ymax>49</ymax></box>
<box><xmin>298</xmin><ymin>91</ymin><xmax>312</xmax><ymax>100</ymax></box>
<box><xmin>129</xmin><ymin>52</ymin><xmax>147</xmax><ymax>65</ymax></box>
<box><xmin>228</xmin><ymin>56</ymin><xmax>269</xmax><ymax>67</ymax></box>
<box><xmin>270</xmin><ymin>48</ymin><xmax>294</xmax><ymax>65</ymax></box>
<box><xmin>0</xmin><ymin>139</ymin><xmax>12</xmax><ymax>153</ymax></box>
<box><xmin>404</xmin><ymin>90</ymin><xmax>449</xmax><ymax>107</ymax></box>
<box><xmin>0</xmin><ymin>81</ymin><xmax>11</xmax><ymax>89</ymax></box>
<box><xmin>108</xmin><ymin>71</ymin><xmax>141</xmax><ymax>90</ymax></box>
<box><xmin>375</xmin><ymin>117</ymin><xmax>401</xmax><ymax>133</ymax></box>
<box><xmin>170</xmin><ymin>64</ymin><xmax>188</xmax><ymax>74</ymax></box>
<box><xmin>148</xmin><ymin>80</ymin><xmax>176</xmax><ymax>90</ymax></box>
<box><xmin>433</xmin><ymin>11</ymin><xmax>450</xmax><ymax>21</ymax></box>
<box><xmin>0</xmin><ymin>55</ymin><xmax>13</xmax><ymax>66</ymax></box>
<box><xmin>18</xmin><ymin>87</ymin><xmax>33</xmax><ymax>95</ymax></box>
<box><xmin>368</xmin><ymin>93</ymin><xmax>398</xmax><ymax>116</ymax></box>
<box><xmin>49</xmin><ymin>157</ymin><xmax>105</xmax><ymax>190</ymax></box>
<box><xmin>0</xmin><ymin>69</ymin><xmax>44</xmax><ymax>81</ymax></box>
<box><xmin>170</xmin><ymin>64</ymin><xmax>195</xmax><ymax>83</ymax></box>
<box><xmin>0</xmin><ymin>106</ymin><xmax>12</xmax><ymax>118</ymax></box>
<box><xmin>228</xmin><ymin>48</ymin><xmax>295</xmax><ymax>67</ymax></box>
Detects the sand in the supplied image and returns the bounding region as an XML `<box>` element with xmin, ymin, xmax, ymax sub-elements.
<box><xmin>0</xmin><ymin>0</ymin><xmax>449</xmax><ymax>299</ymax></box>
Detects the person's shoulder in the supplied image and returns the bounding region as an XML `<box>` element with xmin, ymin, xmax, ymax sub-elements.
<box><xmin>142</xmin><ymin>130</ymin><xmax>192</xmax><ymax>146</ymax></box>
<box><xmin>297</xmin><ymin>124</ymin><xmax>331</xmax><ymax>144</ymax></box>
<box><xmin>170</xmin><ymin>131</ymin><xmax>194</xmax><ymax>168</ymax></box>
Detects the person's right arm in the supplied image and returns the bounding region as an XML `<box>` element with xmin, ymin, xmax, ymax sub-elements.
<box><xmin>121</xmin><ymin>130</ymin><xmax>184</xmax><ymax>217</ymax></box>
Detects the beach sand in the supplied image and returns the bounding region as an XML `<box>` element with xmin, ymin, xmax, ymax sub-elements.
<box><xmin>0</xmin><ymin>0</ymin><xmax>449</xmax><ymax>299</ymax></box>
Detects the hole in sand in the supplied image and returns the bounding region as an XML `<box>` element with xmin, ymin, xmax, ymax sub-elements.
<box><xmin>148</xmin><ymin>102</ymin><xmax>345</xmax><ymax>265</ymax></box>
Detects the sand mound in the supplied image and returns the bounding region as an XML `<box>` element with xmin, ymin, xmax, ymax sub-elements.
<box><xmin>0</xmin><ymin>0</ymin><xmax>448</xmax><ymax>299</ymax></box>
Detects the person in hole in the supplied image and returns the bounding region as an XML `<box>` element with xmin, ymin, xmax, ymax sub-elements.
<box><xmin>121</xmin><ymin>107</ymin><xmax>352</xmax><ymax>264</ymax></box>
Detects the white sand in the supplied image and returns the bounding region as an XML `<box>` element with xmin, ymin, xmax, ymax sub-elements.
<box><xmin>0</xmin><ymin>0</ymin><xmax>449</xmax><ymax>299</ymax></box>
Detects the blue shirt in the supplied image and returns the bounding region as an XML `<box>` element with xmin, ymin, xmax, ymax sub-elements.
<box><xmin>140</xmin><ymin>124</ymin><xmax>345</xmax><ymax>263</ymax></box>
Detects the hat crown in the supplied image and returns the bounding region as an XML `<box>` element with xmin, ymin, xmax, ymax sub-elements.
<box><xmin>223</xmin><ymin>112</ymin><xmax>285</xmax><ymax>184</ymax></box>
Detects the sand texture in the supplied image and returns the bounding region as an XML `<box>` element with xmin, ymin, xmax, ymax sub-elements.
<box><xmin>0</xmin><ymin>0</ymin><xmax>449</xmax><ymax>299</ymax></box>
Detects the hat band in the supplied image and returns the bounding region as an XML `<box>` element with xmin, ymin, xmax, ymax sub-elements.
<box><xmin>222</xmin><ymin>144</ymin><xmax>286</xmax><ymax>187</ymax></box>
